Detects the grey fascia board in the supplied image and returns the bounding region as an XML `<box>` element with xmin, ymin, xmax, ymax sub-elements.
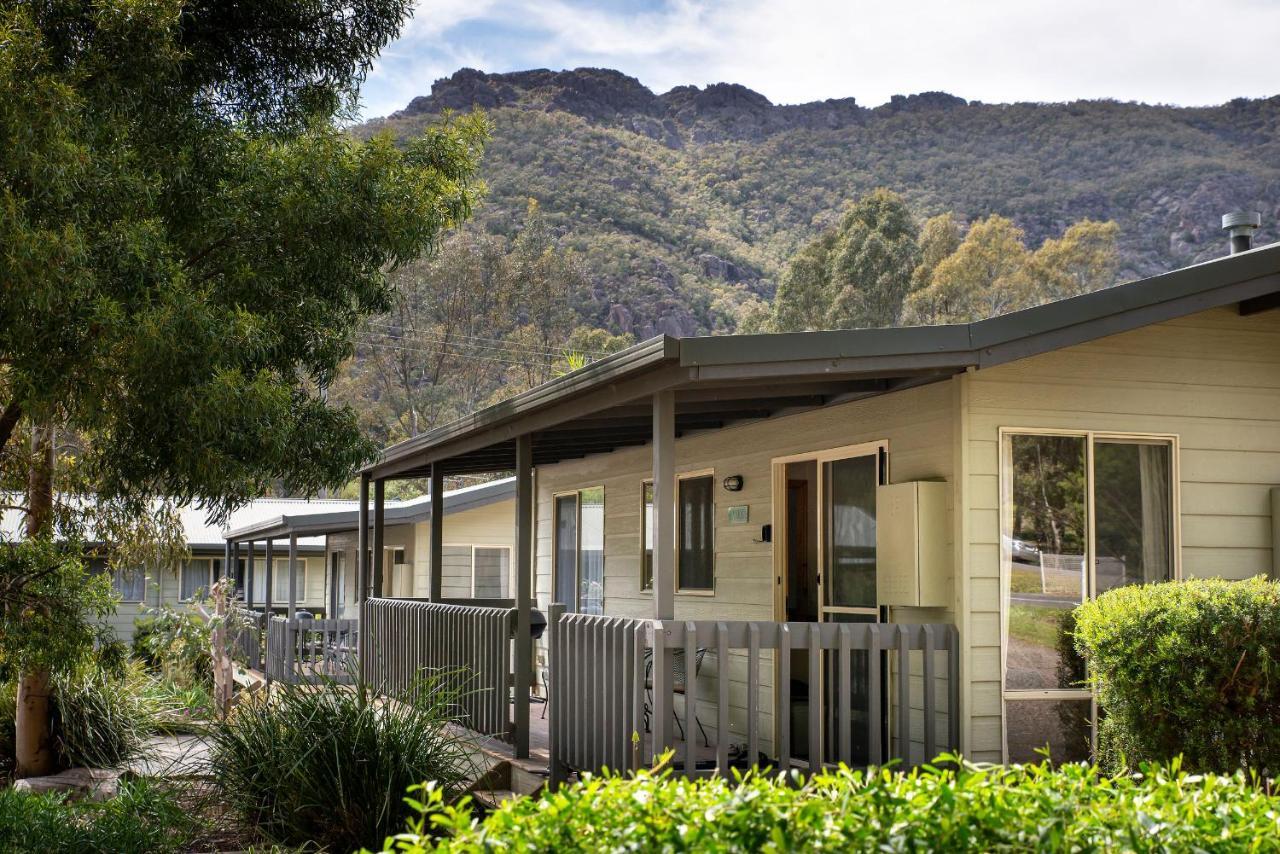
<box><xmin>189</xmin><ymin>541</ymin><xmax>325</xmax><ymax>554</ymax></box>
<box><xmin>366</xmin><ymin>336</ymin><xmax>679</xmax><ymax>475</ymax></box>
<box><xmin>678</xmin><ymin>324</ymin><xmax>974</xmax><ymax>368</ymax></box>
<box><xmin>222</xmin><ymin>478</ymin><xmax>517</xmax><ymax>541</ymax></box>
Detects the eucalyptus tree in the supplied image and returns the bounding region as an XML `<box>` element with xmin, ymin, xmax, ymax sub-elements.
<box><xmin>0</xmin><ymin>0</ymin><xmax>486</xmax><ymax>775</ymax></box>
<box><xmin>770</xmin><ymin>189</ymin><xmax>920</xmax><ymax>331</ymax></box>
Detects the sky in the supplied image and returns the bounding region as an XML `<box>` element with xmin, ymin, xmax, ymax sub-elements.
<box><xmin>357</xmin><ymin>0</ymin><xmax>1280</xmax><ymax>119</ymax></box>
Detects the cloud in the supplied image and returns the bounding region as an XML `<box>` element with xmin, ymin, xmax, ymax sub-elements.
<box><xmin>357</xmin><ymin>0</ymin><xmax>1280</xmax><ymax>119</ymax></box>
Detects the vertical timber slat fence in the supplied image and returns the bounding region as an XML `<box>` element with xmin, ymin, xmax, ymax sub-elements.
<box><xmin>551</xmin><ymin>614</ymin><xmax>960</xmax><ymax>780</ymax></box>
<box><xmin>549</xmin><ymin>610</ymin><xmax>650</xmax><ymax>779</ymax></box>
<box><xmin>229</xmin><ymin>608</ymin><xmax>265</xmax><ymax>671</ymax></box>
<box><xmin>363</xmin><ymin>598</ymin><xmax>516</xmax><ymax>739</ymax></box>
<box><xmin>264</xmin><ymin>617</ymin><xmax>359</xmax><ymax>685</ymax></box>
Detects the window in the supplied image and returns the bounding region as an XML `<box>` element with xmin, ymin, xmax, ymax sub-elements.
<box><xmin>117</xmin><ymin>567</ymin><xmax>146</xmax><ymax>602</ymax></box>
<box><xmin>232</xmin><ymin>557</ymin><xmax>246</xmax><ymax>599</ymax></box>
<box><xmin>271</xmin><ymin>558</ymin><xmax>308</xmax><ymax>602</ymax></box>
<box><xmin>383</xmin><ymin>547</ymin><xmax>409</xmax><ymax>597</ymax></box>
<box><xmin>553</xmin><ymin>487</ymin><xmax>604</xmax><ymax>614</ymax></box>
<box><xmin>90</xmin><ymin>557</ymin><xmax>146</xmax><ymax>603</ymax></box>
<box><xmin>1001</xmin><ymin>431</ymin><xmax>1176</xmax><ymax>763</ymax></box>
<box><xmin>180</xmin><ymin>559</ymin><xmax>216</xmax><ymax>601</ymax></box>
<box><xmin>330</xmin><ymin>550</ymin><xmax>346</xmax><ymax>610</ymax></box>
<box><xmin>473</xmin><ymin>547</ymin><xmax>511</xmax><ymax>598</ymax></box>
<box><xmin>642</xmin><ymin>474</ymin><xmax>716</xmax><ymax>592</ymax></box>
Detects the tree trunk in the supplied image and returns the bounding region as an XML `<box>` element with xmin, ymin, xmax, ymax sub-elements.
<box><xmin>210</xmin><ymin>579</ymin><xmax>234</xmax><ymax>718</ymax></box>
<box><xmin>15</xmin><ymin>425</ymin><xmax>56</xmax><ymax>778</ymax></box>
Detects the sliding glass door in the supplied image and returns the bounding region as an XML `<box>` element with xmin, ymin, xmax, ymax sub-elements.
<box><xmin>777</xmin><ymin>441</ymin><xmax>885</xmax><ymax>766</ymax></box>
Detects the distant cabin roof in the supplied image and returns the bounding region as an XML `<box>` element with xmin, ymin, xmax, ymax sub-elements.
<box><xmin>0</xmin><ymin>479</ymin><xmax>515</xmax><ymax>553</ymax></box>
<box><xmin>221</xmin><ymin>477</ymin><xmax>516</xmax><ymax>543</ymax></box>
<box><xmin>363</xmin><ymin>241</ymin><xmax>1280</xmax><ymax>480</ymax></box>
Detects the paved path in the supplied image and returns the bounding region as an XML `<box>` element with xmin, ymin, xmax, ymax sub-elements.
<box><xmin>127</xmin><ymin>734</ymin><xmax>212</xmax><ymax>778</ymax></box>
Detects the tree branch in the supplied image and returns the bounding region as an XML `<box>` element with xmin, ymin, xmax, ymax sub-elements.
<box><xmin>0</xmin><ymin>399</ymin><xmax>22</xmax><ymax>457</ymax></box>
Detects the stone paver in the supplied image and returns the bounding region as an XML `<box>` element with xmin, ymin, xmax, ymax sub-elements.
<box><xmin>127</xmin><ymin>734</ymin><xmax>212</xmax><ymax>778</ymax></box>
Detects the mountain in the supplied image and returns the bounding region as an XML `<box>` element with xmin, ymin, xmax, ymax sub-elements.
<box><xmin>358</xmin><ymin>67</ymin><xmax>1280</xmax><ymax>338</ymax></box>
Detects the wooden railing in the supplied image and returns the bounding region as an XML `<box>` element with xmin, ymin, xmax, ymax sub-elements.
<box><xmin>547</xmin><ymin>606</ymin><xmax>649</xmax><ymax>775</ymax></box>
<box><xmin>549</xmin><ymin>611</ymin><xmax>960</xmax><ymax>780</ymax></box>
<box><xmin>265</xmin><ymin>616</ymin><xmax>358</xmax><ymax>685</ymax></box>
<box><xmin>361</xmin><ymin>598</ymin><xmax>516</xmax><ymax>739</ymax></box>
<box><xmin>229</xmin><ymin>608</ymin><xmax>265</xmax><ymax>671</ymax></box>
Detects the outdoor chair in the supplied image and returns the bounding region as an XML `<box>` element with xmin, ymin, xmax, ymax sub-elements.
<box><xmin>643</xmin><ymin>646</ymin><xmax>710</xmax><ymax>747</ymax></box>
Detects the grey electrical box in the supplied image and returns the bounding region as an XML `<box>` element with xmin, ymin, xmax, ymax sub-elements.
<box><xmin>876</xmin><ymin>481</ymin><xmax>952</xmax><ymax>607</ymax></box>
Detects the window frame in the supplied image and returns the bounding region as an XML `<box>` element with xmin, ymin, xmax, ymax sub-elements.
<box><xmin>641</xmin><ymin>468</ymin><xmax>717</xmax><ymax>595</ymax></box>
<box><xmin>998</xmin><ymin>427</ymin><xmax>1181</xmax><ymax>760</ymax></box>
<box><xmin>552</xmin><ymin>485</ymin><xmax>606</xmax><ymax>614</ymax></box>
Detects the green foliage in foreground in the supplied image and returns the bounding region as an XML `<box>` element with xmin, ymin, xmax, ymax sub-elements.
<box><xmin>376</xmin><ymin>758</ymin><xmax>1280</xmax><ymax>853</ymax></box>
<box><xmin>0</xmin><ymin>779</ymin><xmax>196</xmax><ymax>854</ymax></box>
<box><xmin>1074</xmin><ymin>576</ymin><xmax>1280</xmax><ymax>774</ymax></box>
<box><xmin>210</xmin><ymin>678</ymin><xmax>475</xmax><ymax>852</ymax></box>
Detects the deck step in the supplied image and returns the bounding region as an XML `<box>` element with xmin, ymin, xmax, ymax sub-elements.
<box><xmin>471</xmin><ymin>789</ymin><xmax>518</xmax><ymax>809</ymax></box>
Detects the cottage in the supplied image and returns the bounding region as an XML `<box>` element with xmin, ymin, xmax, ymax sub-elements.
<box><xmin>222</xmin><ymin>478</ymin><xmax>516</xmax><ymax>620</ymax></box>
<box><xmin>349</xmin><ymin>232</ymin><xmax>1280</xmax><ymax>775</ymax></box>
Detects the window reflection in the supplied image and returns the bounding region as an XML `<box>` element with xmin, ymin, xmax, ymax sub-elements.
<box><xmin>1005</xmin><ymin>434</ymin><xmax>1087</xmax><ymax>691</ymax></box>
<box><xmin>1005</xmin><ymin>698</ymin><xmax>1093</xmax><ymax>764</ymax></box>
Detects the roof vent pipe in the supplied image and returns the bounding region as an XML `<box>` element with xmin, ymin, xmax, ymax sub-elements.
<box><xmin>1222</xmin><ymin>211</ymin><xmax>1261</xmax><ymax>254</ymax></box>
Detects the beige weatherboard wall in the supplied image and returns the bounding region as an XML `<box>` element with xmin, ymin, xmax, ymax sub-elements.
<box><xmin>326</xmin><ymin>482</ymin><xmax>517</xmax><ymax>618</ymax></box>
<box><xmin>535</xmin><ymin>379</ymin><xmax>957</xmax><ymax>757</ymax></box>
<box><xmin>81</xmin><ymin>497</ymin><xmax>354</xmax><ymax>643</ymax></box>
<box><xmin>958</xmin><ymin>305</ymin><xmax>1280</xmax><ymax>762</ymax></box>
<box><xmin>532</xmin><ymin>304</ymin><xmax>1280</xmax><ymax>763</ymax></box>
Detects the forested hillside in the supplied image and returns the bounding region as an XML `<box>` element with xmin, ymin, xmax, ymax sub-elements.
<box><xmin>357</xmin><ymin>67</ymin><xmax>1280</xmax><ymax>338</ymax></box>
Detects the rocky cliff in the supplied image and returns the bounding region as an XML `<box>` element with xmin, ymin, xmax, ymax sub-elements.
<box><xmin>364</xmin><ymin>68</ymin><xmax>1280</xmax><ymax>337</ymax></box>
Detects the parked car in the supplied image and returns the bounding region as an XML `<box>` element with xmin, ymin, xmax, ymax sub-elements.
<box><xmin>1005</xmin><ymin>536</ymin><xmax>1042</xmax><ymax>565</ymax></box>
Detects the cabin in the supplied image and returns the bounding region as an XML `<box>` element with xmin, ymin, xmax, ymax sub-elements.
<box><xmin>222</xmin><ymin>478</ymin><xmax>516</xmax><ymax>619</ymax></box>
<box><xmin>338</xmin><ymin>237</ymin><xmax>1280</xmax><ymax>781</ymax></box>
<box><xmin>219</xmin><ymin>479</ymin><xmax>515</xmax><ymax>683</ymax></box>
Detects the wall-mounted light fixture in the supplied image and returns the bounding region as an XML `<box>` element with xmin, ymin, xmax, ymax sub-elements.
<box><xmin>722</xmin><ymin>474</ymin><xmax>744</xmax><ymax>492</ymax></box>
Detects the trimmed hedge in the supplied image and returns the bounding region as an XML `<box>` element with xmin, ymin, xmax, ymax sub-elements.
<box><xmin>1074</xmin><ymin>576</ymin><xmax>1280</xmax><ymax>773</ymax></box>
<box><xmin>374</xmin><ymin>759</ymin><xmax>1280</xmax><ymax>852</ymax></box>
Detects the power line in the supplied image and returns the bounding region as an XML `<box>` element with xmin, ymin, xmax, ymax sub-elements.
<box><xmin>364</xmin><ymin>322</ymin><xmax>607</xmax><ymax>358</ymax></box>
<box><xmin>352</xmin><ymin>339</ymin><xmax>558</xmax><ymax>368</ymax></box>
<box><xmin>368</xmin><ymin>330</ymin><xmax>575</xmax><ymax>361</ymax></box>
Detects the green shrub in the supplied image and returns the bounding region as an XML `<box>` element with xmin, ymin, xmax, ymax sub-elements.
<box><xmin>0</xmin><ymin>679</ymin><xmax>15</xmax><ymax>776</ymax></box>
<box><xmin>375</xmin><ymin>758</ymin><xmax>1280</xmax><ymax>853</ymax></box>
<box><xmin>133</xmin><ymin>604</ymin><xmax>212</xmax><ymax>690</ymax></box>
<box><xmin>0</xmin><ymin>778</ymin><xmax>197</xmax><ymax>853</ymax></box>
<box><xmin>211</xmin><ymin>676</ymin><xmax>475</xmax><ymax>851</ymax></box>
<box><xmin>52</xmin><ymin>660</ymin><xmax>158</xmax><ymax>769</ymax></box>
<box><xmin>1073</xmin><ymin>576</ymin><xmax>1280</xmax><ymax>773</ymax></box>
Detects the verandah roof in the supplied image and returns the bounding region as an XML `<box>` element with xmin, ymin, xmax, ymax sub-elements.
<box><xmin>364</xmin><ymin>242</ymin><xmax>1280</xmax><ymax>480</ymax></box>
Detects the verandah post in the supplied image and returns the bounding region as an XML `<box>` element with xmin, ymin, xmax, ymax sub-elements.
<box><xmin>651</xmin><ymin>389</ymin><xmax>676</xmax><ymax>755</ymax></box>
<box><xmin>373</xmin><ymin>477</ymin><xmax>386</xmax><ymax>597</ymax></box>
<box><xmin>245</xmin><ymin>539</ymin><xmax>255</xmax><ymax>610</ymax></box>
<box><xmin>288</xmin><ymin>533</ymin><xmax>299</xmax><ymax>620</ymax></box>
<box><xmin>515</xmin><ymin>435</ymin><xmax>534</xmax><ymax>759</ymax></box>
<box><xmin>429</xmin><ymin>464</ymin><xmax>444</xmax><ymax>602</ymax></box>
<box><xmin>264</xmin><ymin>537</ymin><xmax>274</xmax><ymax>617</ymax></box>
<box><xmin>231</xmin><ymin>540</ymin><xmax>240</xmax><ymax>597</ymax></box>
<box><xmin>357</xmin><ymin>473</ymin><xmax>370</xmax><ymax>603</ymax></box>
